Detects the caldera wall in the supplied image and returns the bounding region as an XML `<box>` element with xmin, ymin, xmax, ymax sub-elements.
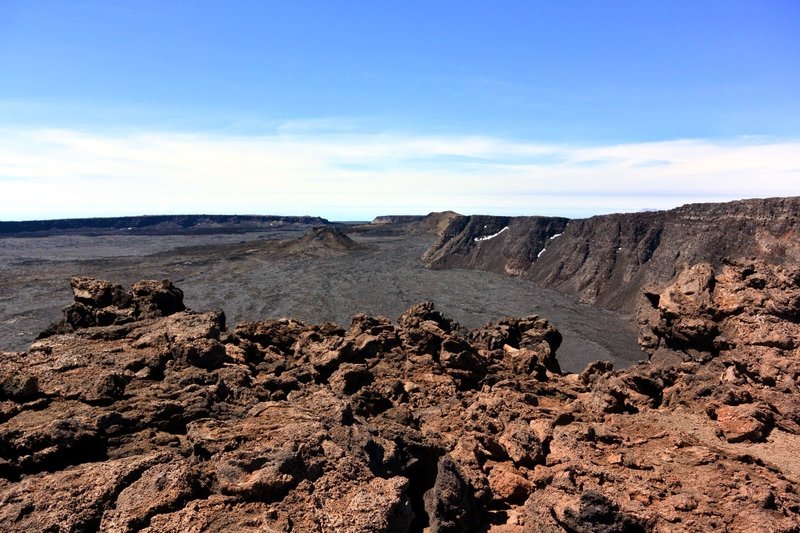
<box><xmin>423</xmin><ymin>196</ymin><xmax>800</xmax><ymax>311</ymax></box>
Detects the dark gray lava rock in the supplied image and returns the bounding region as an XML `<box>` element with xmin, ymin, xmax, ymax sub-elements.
<box><xmin>560</xmin><ymin>490</ymin><xmax>649</xmax><ymax>533</ymax></box>
<box><xmin>424</xmin><ymin>455</ymin><xmax>481</xmax><ymax>533</ymax></box>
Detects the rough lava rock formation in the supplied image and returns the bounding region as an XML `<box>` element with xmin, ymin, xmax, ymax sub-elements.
<box><xmin>636</xmin><ymin>259</ymin><xmax>800</xmax><ymax>443</ymax></box>
<box><xmin>1</xmin><ymin>271</ymin><xmax>800</xmax><ymax>532</ymax></box>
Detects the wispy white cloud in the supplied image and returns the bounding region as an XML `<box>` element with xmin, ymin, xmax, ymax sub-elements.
<box><xmin>0</xmin><ymin>127</ymin><xmax>798</xmax><ymax>220</ymax></box>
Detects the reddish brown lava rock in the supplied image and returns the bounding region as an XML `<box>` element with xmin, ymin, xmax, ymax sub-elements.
<box><xmin>714</xmin><ymin>404</ymin><xmax>774</xmax><ymax>443</ymax></box>
<box><xmin>0</xmin><ymin>273</ymin><xmax>799</xmax><ymax>532</ymax></box>
<box><xmin>638</xmin><ymin>260</ymin><xmax>800</xmax><ymax>442</ymax></box>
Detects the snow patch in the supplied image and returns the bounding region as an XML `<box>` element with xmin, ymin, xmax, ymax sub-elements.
<box><xmin>549</xmin><ymin>233</ymin><xmax>562</xmax><ymax>240</ymax></box>
<box><xmin>475</xmin><ymin>226</ymin><xmax>509</xmax><ymax>242</ymax></box>
<box><xmin>537</xmin><ymin>247</ymin><xmax>547</xmax><ymax>258</ymax></box>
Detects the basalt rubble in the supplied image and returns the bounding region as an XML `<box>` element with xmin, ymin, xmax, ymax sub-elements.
<box><xmin>636</xmin><ymin>259</ymin><xmax>800</xmax><ymax>443</ymax></box>
<box><xmin>1</xmin><ymin>270</ymin><xmax>799</xmax><ymax>532</ymax></box>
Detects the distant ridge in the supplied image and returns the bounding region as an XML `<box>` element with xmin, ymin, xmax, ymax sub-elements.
<box><xmin>354</xmin><ymin>211</ymin><xmax>462</xmax><ymax>237</ymax></box>
<box><xmin>371</xmin><ymin>215</ymin><xmax>426</xmax><ymax>224</ymax></box>
<box><xmin>0</xmin><ymin>214</ymin><xmax>330</xmax><ymax>236</ymax></box>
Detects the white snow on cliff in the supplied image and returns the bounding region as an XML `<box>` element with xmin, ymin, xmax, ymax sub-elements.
<box><xmin>474</xmin><ymin>226</ymin><xmax>509</xmax><ymax>242</ymax></box>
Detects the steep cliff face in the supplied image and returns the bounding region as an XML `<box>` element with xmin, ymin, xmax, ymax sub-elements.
<box><xmin>422</xmin><ymin>215</ymin><xmax>570</xmax><ymax>275</ymax></box>
<box><xmin>423</xmin><ymin>197</ymin><xmax>800</xmax><ymax>310</ymax></box>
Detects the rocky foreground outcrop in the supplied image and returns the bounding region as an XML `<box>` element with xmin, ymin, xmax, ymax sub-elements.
<box><xmin>636</xmin><ymin>259</ymin><xmax>800</xmax><ymax>442</ymax></box>
<box><xmin>423</xmin><ymin>196</ymin><xmax>800</xmax><ymax>311</ymax></box>
<box><xmin>1</xmin><ymin>271</ymin><xmax>800</xmax><ymax>532</ymax></box>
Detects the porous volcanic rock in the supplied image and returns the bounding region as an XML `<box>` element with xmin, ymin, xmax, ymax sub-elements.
<box><xmin>635</xmin><ymin>259</ymin><xmax>800</xmax><ymax>442</ymax></box>
<box><xmin>36</xmin><ymin>277</ymin><xmax>185</xmax><ymax>337</ymax></box>
<box><xmin>1</xmin><ymin>276</ymin><xmax>799</xmax><ymax>532</ymax></box>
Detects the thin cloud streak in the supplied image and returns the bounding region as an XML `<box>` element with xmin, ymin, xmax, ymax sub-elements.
<box><xmin>1</xmin><ymin>128</ymin><xmax>799</xmax><ymax>220</ymax></box>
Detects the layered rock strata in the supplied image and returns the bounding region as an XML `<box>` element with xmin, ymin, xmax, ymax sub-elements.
<box><xmin>423</xmin><ymin>196</ymin><xmax>800</xmax><ymax>311</ymax></box>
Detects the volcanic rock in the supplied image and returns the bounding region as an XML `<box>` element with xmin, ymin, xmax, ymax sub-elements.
<box><xmin>423</xmin><ymin>196</ymin><xmax>800</xmax><ymax>311</ymax></box>
<box><xmin>0</xmin><ymin>214</ymin><xmax>329</xmax><ymax>236</ymax></box>
<box><xmin>37</xmin><ymin>277</ymin><xmax>185</xmax><ymax>337</ymax></box>
<box><xmin>371</xmin><ymin>215</ymin><xmax>427</xmax><ymax>225</ymax></box>
<box><xmin>637</xmin><ymin>259</ymin><xmax>800</xmax><ymax>441</ymax></box>
<box><xmin>365</xmin><ymin>212</ymin><xmax>462</xmax><ymax>237</ymax></box>
<box><xmin>295</xmin><ymin>226</ymin><xmax>362</xmax><ymax>251</ymax></box>
<box><xmin>1</xmin><ymin>276</ymin><xmax>799</xmax><ymax>531</ymax></box>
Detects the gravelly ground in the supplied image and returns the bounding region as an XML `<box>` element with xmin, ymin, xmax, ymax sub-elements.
<box><xmin>0</xmin><ymin>229</ymin><xmax>645</xmax><ymax>372</ymax></box>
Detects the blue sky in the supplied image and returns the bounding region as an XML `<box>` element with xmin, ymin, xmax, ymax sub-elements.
<box><xmin>1</xmin><ymin>1</ymin><xmax>799</xmax><ymax>220</ymax></box>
